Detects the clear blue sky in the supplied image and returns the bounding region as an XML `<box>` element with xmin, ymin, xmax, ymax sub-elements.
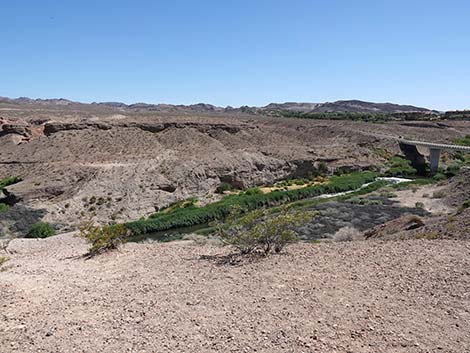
<box><xmin>1</xmin><ymin>0</ymin><xmax>469</xmax><ymax>110</ymax></box>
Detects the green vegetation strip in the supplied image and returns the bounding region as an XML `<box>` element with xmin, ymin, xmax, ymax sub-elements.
<box><xmin>125</xmin><ymin>172</ymin><xmax>377</xmax><ymax>235</ymax></box>
<box><xmin>273</xmin><ymin>110</ymin><xmax>440</xmax><ymax>123</ymax></box>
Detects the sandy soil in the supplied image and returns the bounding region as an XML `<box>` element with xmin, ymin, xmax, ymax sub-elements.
<box><xmin>1</xmin><ymin>234</ymin><xmax>469</xmax><ymax>352</ymax></box>
<box><xmin>392</xmin><ymin>184</ymin><xmax>453</xmax><ymax>215</ymax></box>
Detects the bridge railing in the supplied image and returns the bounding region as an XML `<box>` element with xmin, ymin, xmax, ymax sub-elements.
<box><xmin>398</xmin><ymin>138</ymin><xmax>470</xmax><ymax>152</ymax></box>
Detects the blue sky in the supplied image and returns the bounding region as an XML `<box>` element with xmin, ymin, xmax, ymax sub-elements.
<box><xmin>0</xmin><ymin>0</ymin><xmax>469</xmax><ymax>110</ymax></box>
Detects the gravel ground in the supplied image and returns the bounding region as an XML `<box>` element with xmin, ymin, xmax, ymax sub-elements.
<box><xmin>1</xmin><ymin>234</ymin><xmax>470</xmax><ymax>353</ymax></box>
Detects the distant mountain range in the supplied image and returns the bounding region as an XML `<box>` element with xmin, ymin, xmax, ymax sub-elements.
<box><xmin>0</xmin><ymin>96</ymin><xmax>439</xmax><ymax>115</ymax></box>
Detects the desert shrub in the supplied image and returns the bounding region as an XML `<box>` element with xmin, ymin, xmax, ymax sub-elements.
<box><xmin>79</xmin><ymin>221</ymin><xmax>128</xmax><ymax>256</ymax></box>
<box><xmin>0</xmin><ymin>255</ymin><xmax>8</xmax><ymax>265</ymax></box>
<box><xmin>453</xmin><ymin>151</ymin><xmax>470</xmax><ymax>165</ymax></box>
<box><xmin>444</xmin><ymin>164</ymin><xmax>461</xmax><ymax>178</ymax></box>
<box><xmin>307</xmin><ymin>163</ymin><xmax>328</xmax><ymax>178</ymax></box>
<box><xmin>458</xmin><ymin>200</ymin><xmax>470</xmax><ymax>213</ymax></box>
<box><xmin>0</xmin><ymin>176</ymin><xmax>21</xmax><ymax>190</ymax></box>
<box><xmin>365</xmin><ymin>199</ymin><xmax>383</xmax><ymax>205</ymax></box>
<box><xmin>385</xmin><ymin>156</ymin><xmax>417</xmax><ymax>177</ymax></box>
<box><xmin>0</xmin><ymin>203</ymin><xmax>9</xmax><ymax>213</ymax></box>
<box><xmin>0</xmin><ymin>256</ymin><xmax>9</xmax><ymax>267</ymax></box>
<box><xmin>453</xmin><ymin>135</ymin><xmax>470</xmax><ymax>146</ymax></box>
<box><xmin>381</xmin><ymin>191</ymin><xmax>398</xmax><ymax>198</ymax></box>
<box><xmin>415</xmin><ymin>202</ymin><xmax>425</xmax><ymax>209</ymax></box>
<box><xmin>347</xmin><ymin>197</ymin><xmax>361</xmax><ymax>204</ymax></box>
<box><xmin>26</xmin><ymin>222</ymin><xmax>55</xmax><ymax>238</ymax></box>
<box><xmin>374</xmin><ymin>148</ymin><xmax>393</xmax><ymax>160</ymax></box>
<box><xmin>215</xmin><ymin>182</ymin><xmax>233</xmax><ymax>194</ymax></box>
<box><xmin>415</xmin><ymin>231</ymin><xmax>439</xmax><ymax>240</ymax></box>
<box><xmin>432</xmin><ymin>173</ymin><xmax>447</xmax><ymax>181</ymax></box>
<box><xmin>215</xmin><ymin>207</ymin><xmax>313</xmax><ymax>255</ymax></box>
<box><xmin>432</xmin><ymin>190</ymin><xmax>446</xmax><ymax>199</ymax></box>
<box><xmin>317</xmin><ymin>161</ymin><xmax>329</xmax><ymax>176</ymax></box>
<box><xmin>244</xmin><ymin>187</ymin><xmax>263</xmax><ymax>196</ymax></box>
<box><xmin>293</xmin><ymin>179</ymin><xmax>305</xmax><ymax>186</ymax></box>
<box><xmin>162</xmin><ymin>197</ymin><xmax>198</xmax><ymax>213</ymax></box>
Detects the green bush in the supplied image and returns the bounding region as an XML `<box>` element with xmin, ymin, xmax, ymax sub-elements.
<box><xmin>453</xmin><ymin>135</ymin><xmax>470</xmax><ymax>146</ymax></box>
<box><xmin>432</xmin><ymin>173</ymin><xmax>447</xmax><ymax>181</ymax></box>
<box><xmin>215</xmin><ymin>206</ymin><xmax>313</xmax><ymax>255</ymax></box>
<box><xmin>444</xmin><ymin>164</ymin><xmax>461</xmax><ymax>178</ymax></box>
<box><xmin>317</xmin><ymin>161</ymin><xmax>329</xmax><ymax>176</ymax></box>
<box><xmin>0</xmin><ymin>203</ymin><xmax>9</xmax><ymax>213</ymax></box>
<box><xmin>161</xmin><ymin>197</ymin><xmax>198</xmax><ymax>213</ymax></box>
<box><xmin>125</xmin><ymin>172</ymin><xmax>377</xmax><ymax>235</ymax></box>
<box><xmin>215</xmin><ymin>182</ymin><xmax>233</xmax><ymax>194</ymax></box>
<box><xmin>0</xmin><ymin>176</ymin><xmax>21</xmax><ymax>190</ymax></box>
<box><xmin>415</xmin><ymin>202</ymin><xmax>425</xmax><ymax>209</ymax></box>
<box><xmin>244</xmin><ymin>187</ymin><xmax>263</xmax><ymax>196</ymax></box>
<box><xmin>26</xmin><ymin>222</ymin><xmax>56</xmax><ymax>238</ymax></box>
<box><xmin>0</xmin><ymin>256</ymin><xmax>9</xmax><ymax>267</ymax></box>
<box><xmin>458</xmin><ymin>200</ymin><xmax>470</xmax><ymax>213</ymax></box>
<box><xmin>385</xmin><ymin>156</ymin><xmax>417</xmax><ymax>177</ymax></box>
<box><xmin>79</xmin><ymin>221</ymin><xmax>128</xmax><ymax>256</ymax></box>
<box><xmin>432</xmin><ymin>190</ymin><xmax>446</xmax><ymax>199</ymax></box>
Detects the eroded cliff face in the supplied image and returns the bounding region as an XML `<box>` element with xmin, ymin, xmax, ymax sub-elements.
<box><xmin>1</xmin><ymin>110</ymin><xmax>469</xmax><ymax>237</ymax></box>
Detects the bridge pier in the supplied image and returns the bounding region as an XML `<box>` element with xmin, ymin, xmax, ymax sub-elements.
<box><xmin>429</xmin><ymin>148</ymin><xmax>441</xmax><ymax>175</ymax></box>
<box><xmin>399</xmin><ymin>137</ymin><xmax>470</xmax><ymax>177</ymax></box>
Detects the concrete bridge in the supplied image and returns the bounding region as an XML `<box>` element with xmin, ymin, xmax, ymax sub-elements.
<box><xmin>398</xmin><ymin>137</ymin><xmax>470</xmax><ymax>174</ymax></box>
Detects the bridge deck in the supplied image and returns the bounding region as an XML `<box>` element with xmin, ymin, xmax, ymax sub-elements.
<box><xmin>398</xmin><ymin>138</ymin><xmax>470</xmax><ymax>152</ymax></box>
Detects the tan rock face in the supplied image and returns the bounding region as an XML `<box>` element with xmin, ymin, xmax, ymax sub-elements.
<box><xmin>1</xmin><ymin>104</ymin><xmax>470</xmax><ymax>236</ymax></box>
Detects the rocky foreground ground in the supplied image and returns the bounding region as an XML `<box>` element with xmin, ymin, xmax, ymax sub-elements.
<box><xmin>1</xmin><ymin>235</ymin><xmax>469</xmax><ymax>353</ymax></box>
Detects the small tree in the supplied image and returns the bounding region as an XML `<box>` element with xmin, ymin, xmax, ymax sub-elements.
<box><xmin>79</xmin><ymin>221</ymin><xmax>128</xmax><ymax>256</ymax></box>
<box><xmin>216</xmin><ymin>206</ymin><xmax>313</xmax><ymax>255</ymax></box>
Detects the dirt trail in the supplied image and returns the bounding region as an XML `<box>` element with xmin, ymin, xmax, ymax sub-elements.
<box><xmin>1</xmin><ymin>234</ymin><xmax>469</xmax><ymax>352</ymax></box>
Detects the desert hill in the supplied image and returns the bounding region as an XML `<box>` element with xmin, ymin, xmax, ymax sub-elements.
<box><xmin>0</xmin><ymin>96</ymin><xmax>433</xmax><ymax>115</ymax></box>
